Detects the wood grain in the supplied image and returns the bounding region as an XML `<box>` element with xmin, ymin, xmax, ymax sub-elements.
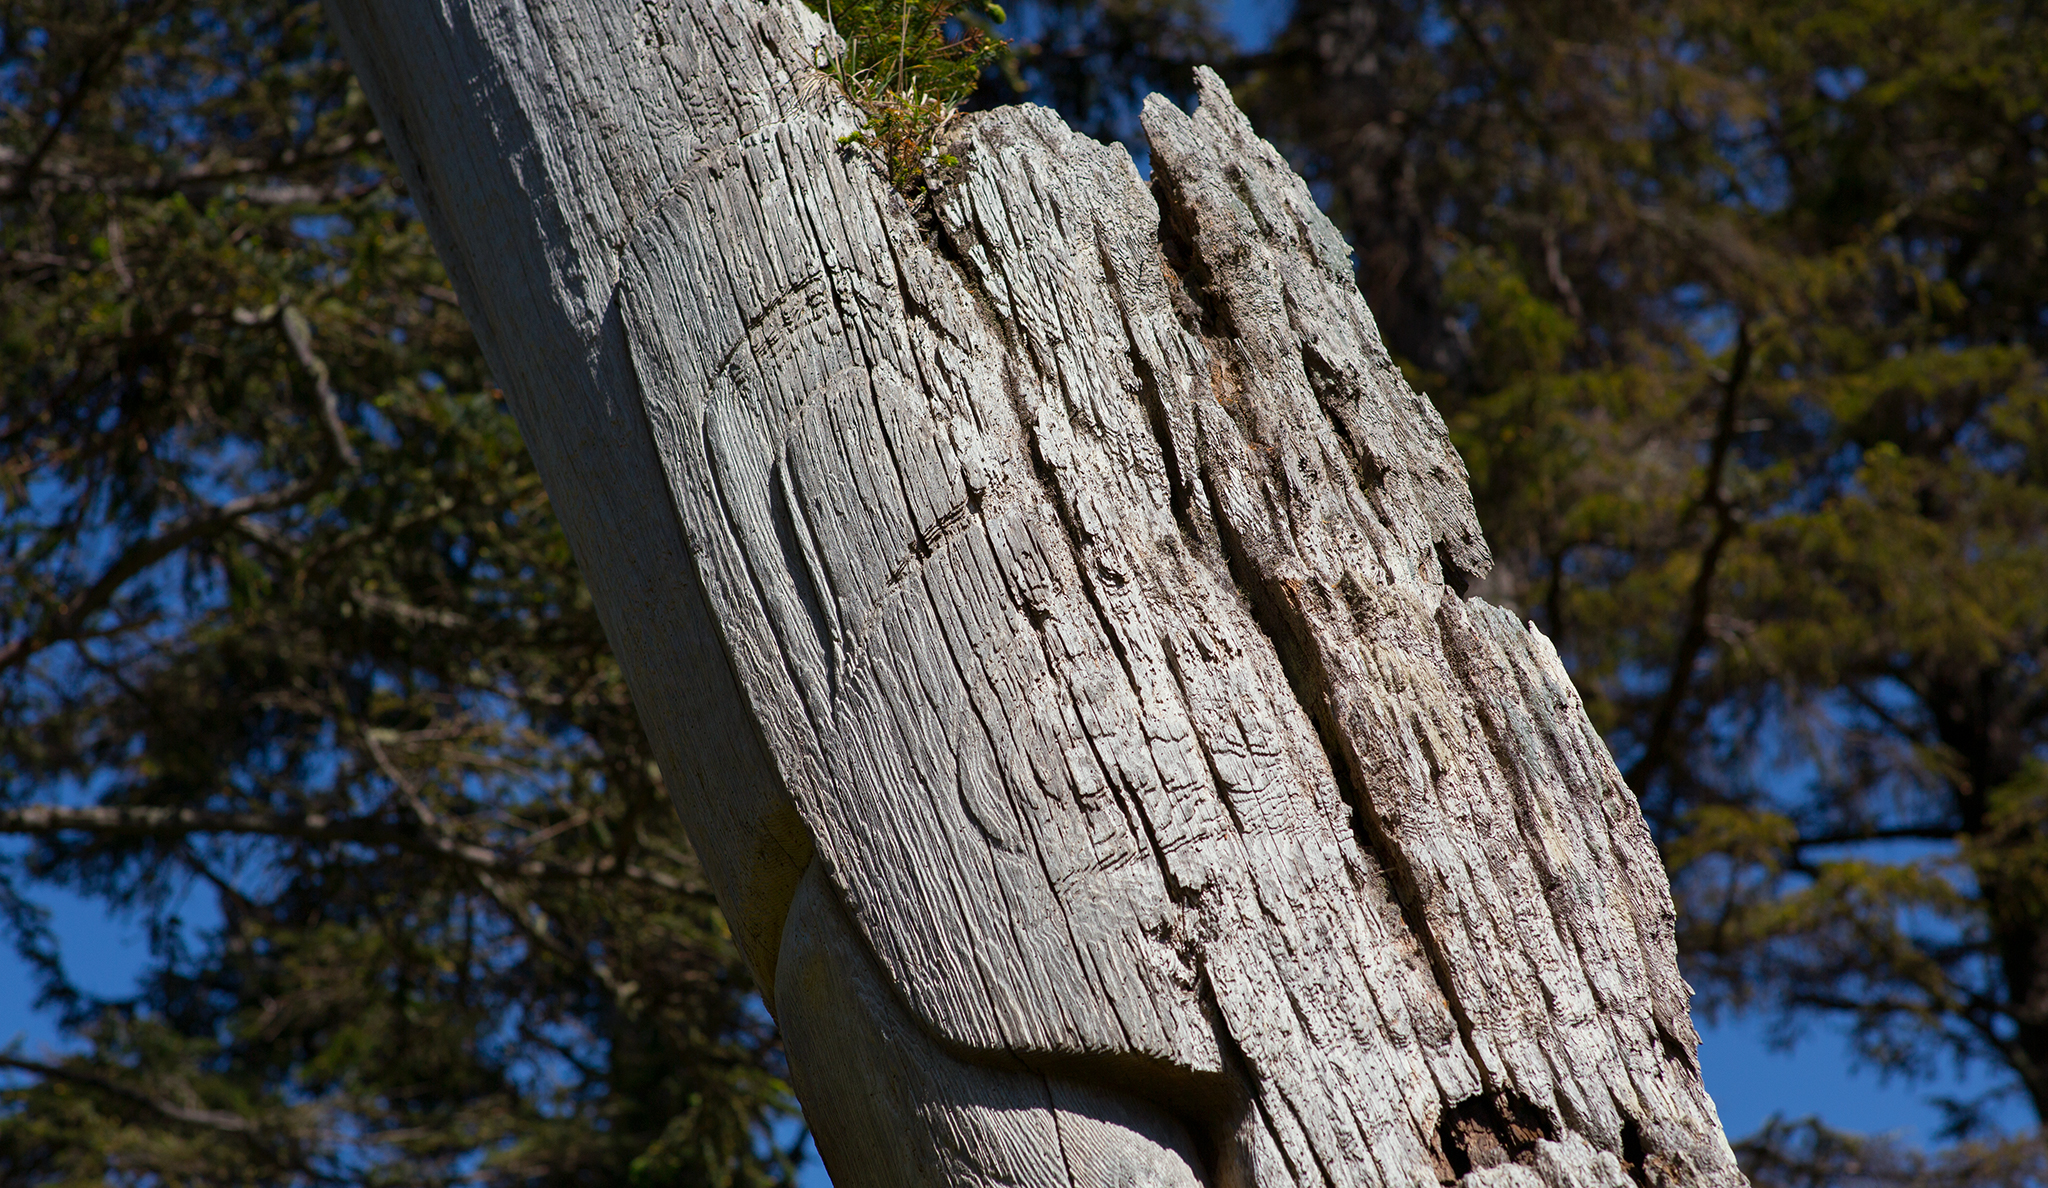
<box><xmin>326</xmin><ymin>1</ymin><xmax>1746</xmax><ymax>1183</ymax></box>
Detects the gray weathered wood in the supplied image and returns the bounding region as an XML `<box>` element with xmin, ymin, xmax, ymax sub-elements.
<box><xmin>325</xmin><ymin>1</ymin><xmax>1747</xmax><ymax>1184</ymax></box>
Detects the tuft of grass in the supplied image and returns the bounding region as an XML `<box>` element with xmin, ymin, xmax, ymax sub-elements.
<box><xmin>807</xmin><ymin>0</ymin><xmax>1009</xmax><ymax>200</ymax></box>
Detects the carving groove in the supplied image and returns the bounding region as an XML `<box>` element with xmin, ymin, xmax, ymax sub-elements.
<box><xmin>337</xmin><ymin>0</ymin><xmax>1753</xmax><ymax>1176</ymax></box>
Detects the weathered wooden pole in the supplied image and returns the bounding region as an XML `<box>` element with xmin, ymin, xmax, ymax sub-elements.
<box><xmin>325</xmin><ymin>1</ymin><xmax>1745</xmax><ymax>1183</ymax></box>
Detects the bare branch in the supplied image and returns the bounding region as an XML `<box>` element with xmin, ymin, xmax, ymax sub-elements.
<box><xmin>280</xmin><ymin>306</ymin><xmax>362</xmax><ymax>469</ymax></box>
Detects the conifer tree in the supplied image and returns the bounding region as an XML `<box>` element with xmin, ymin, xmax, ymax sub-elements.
<box><xmin>1239</xmin><ymin>0</ymin><xmax>2048</xmax><ymax>1173</ymax></box>
<box><xmin>0</xmin><ymin>4</ymin><xmax>796</xmax><ymax>1182</ymax></box>
<box><xmin>6</xmin><ymin>0</ymin><xmax>2045</xmax><ymax>1183</ymax></box>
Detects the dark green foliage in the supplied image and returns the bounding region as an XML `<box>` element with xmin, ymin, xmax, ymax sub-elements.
<box><xmin>1736</xmin><ymin>1117</ymin><xmax>2047</xmax><ymax>1187</ymax></box>
<box><xmin>807</xmin><ymin>0</ymin><xmax>1009</xmax><ymax>197</ymax></box>
<box><xmin>0</xmin><ymin>2</ymin><xmax>795</xmax><ymax>1183</ymax></box>
<box><xmin>1238</xmin><ymin>0</ymin><xmax>2048</xmax><ymax>1161</ymax></box>
<box><xmin>5</xmin><ymin>0</ymin><xmax>2044</xmax><ymax>1182</ymax></box>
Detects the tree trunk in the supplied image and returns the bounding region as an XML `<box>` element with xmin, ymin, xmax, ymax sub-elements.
<box><xmin>325</xmin><ymin>1</ymin><xmax>1746</xmax><ymax>1184</ymax></box>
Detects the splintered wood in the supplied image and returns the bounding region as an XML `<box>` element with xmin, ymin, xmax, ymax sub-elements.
<box><xmin>329</xmin><ymin>0</ymin><xmax>1746</xmax><ymax>1183</ymax></box>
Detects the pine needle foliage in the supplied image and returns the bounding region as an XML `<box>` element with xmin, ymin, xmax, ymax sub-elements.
<box><xmin>0</xmin><ymin>3</ymin><xmax>798</xmax><ymax>1183</ymax></box>
<box><xmin>807</xmin><ymin>0</ymin><xmax>1010</xmax><ymax>198</ymax></box>
<box><xmin>1240</xmin><ymin>0</ymin><xmax>2048</xmax><ymax>1151</ymax></box>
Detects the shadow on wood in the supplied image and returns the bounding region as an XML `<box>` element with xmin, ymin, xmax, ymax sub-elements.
<box><xmin>325</xmin><ymin>1</ymin><xmax>1747</xmax><ymax>1183</ymax></box>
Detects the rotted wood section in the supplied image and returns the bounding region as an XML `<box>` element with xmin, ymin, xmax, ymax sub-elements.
<box><xmin>328</xmin><ymin>1</ymin><xmax>1746</xmax><ymax>1183</ymax></box>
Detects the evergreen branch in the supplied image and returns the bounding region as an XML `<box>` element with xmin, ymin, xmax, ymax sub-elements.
<box><xmin>0</xmin><ymin>482</ymin><xmax>325</xmax><ymax>673</ymax></box>
<box><xmin>0</xmin><ymin>1054</ymin><xmax>351</xmax><ymax>1184</ymax></box>
<box><xmin>0</xmin><ymin>132</ymin><xmax>385</xmax><ymax>200</ymax></box>
<box><xmin>0</xmin><ymin>804</ymin><xmax>702</xmax><ymax>895</ymax></box>
<box><xmin>1791</xmin><ymin>824</ymin><xmax>1961</xmax><ymax>849</ymax></box>
<box><xmin>0</xmin><ymin>305</ymin><xmax>361</xmax><ymax>675</ymax></box>
<box><xmin>468</xmin><ymin>866</ymin><xmax>646</xmax><ymax>1011</ymax></box>
<box><xmin>1626</xmin><ymin>321</ymin><xmax>1752</xmax><ymax>796</ymax></box>
<box><xmin>0</xmin><ymin>5</ymin><xmax>170</xmax><ymax>200</ymax></box>
<box><xmin>0</xmin><ymin>1053</ymin><xmax>263</xmax><ymax>1135</ymax></box>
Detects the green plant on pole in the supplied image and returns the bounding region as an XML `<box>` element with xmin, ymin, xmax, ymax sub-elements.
<box><xmin>809</xmin><ymin>0</ymin><xmax>1010</xmax><ymax>200</ymax></box>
